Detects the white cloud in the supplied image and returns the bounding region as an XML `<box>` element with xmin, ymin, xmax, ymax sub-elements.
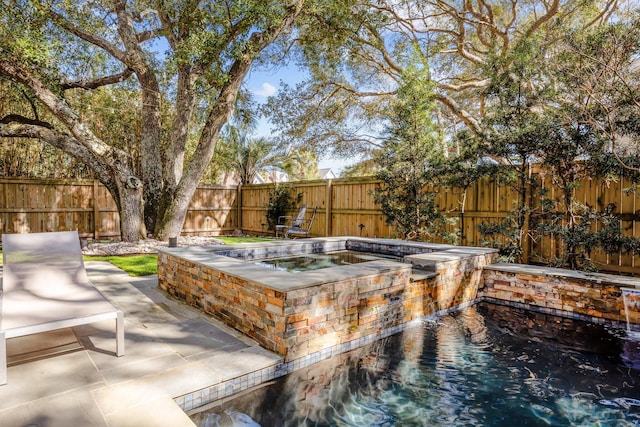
<box><xmin>254</xmin><ymin>82</ymin><xmax>277</xmax><ymax>97</ymax></box>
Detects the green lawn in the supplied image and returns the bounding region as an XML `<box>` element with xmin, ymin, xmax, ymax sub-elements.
<box><xmin>83</xmin><ymin>254</ymin><xmax>158</xmax><ymax>277</ymax></box>
<box><xmin>216</xmin><ymin>236</ymin><xmax>276</xmax><ymax>244</ymax></box>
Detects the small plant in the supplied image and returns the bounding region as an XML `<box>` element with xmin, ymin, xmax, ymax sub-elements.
<box><xmin>265</xmin><ymin>183</ymin><xmax>302</xmax><ymax>233</ymax></box>
<box><xmin>536</xmin><ymin>201</ymin><xmax>639</xmax><ymax>271</ymax></box>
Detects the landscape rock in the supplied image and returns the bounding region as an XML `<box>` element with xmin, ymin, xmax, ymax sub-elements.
<box><xmin>82</xmin><ymin>236</ymin><xmax>225</xmax><ymax>256</ymax></box>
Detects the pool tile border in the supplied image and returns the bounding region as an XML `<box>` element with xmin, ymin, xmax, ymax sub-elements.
<box><xmin>176</xmin><ymin>300</ymin><xmax>477</xmax><ymax>412</ymax></box>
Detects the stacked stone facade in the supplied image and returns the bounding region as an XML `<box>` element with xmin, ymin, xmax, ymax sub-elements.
<box><xmin>481</xmin><ymin>264</ymin><xmax>639</xmax><ymax>324</ymax></box>
<box><xmin>158</xmin><ymin>238</ymin><xmax>496</xmax><ymax>361</ymax></box>
<box><xmin>158</xmin><ymin>252</ymin><xmax>288</xmax><ymax>354</ymax></box>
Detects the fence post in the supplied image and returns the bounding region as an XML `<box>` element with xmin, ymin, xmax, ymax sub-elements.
<box><xmin>237</xmin><ymin>184</ymin><xmax>243</xmax><ymax>232</ymax></box>
<box><xmin>522</xmin><ymin>175</ymin><xmax>534</xmax><ymax>265</ymax></box>
<box><xmin>93</xmin><ymin>180</ymin><xmax>100</xmax><ymax>240</ymax></box>
<box><xmin>325</xmin><ymin>179</ymin><xmax>333</xmax><ymax>237</ymax></box>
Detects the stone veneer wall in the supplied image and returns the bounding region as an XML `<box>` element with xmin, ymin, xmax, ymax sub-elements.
<box><xmin>481</xmin><ymin>264</ymin><xmax>640</xmax><ymax>325</ymax></box>
<box><xmin>158</xmin><ymin>251</ymin><xmax>437</xmax><ymax>360</ymax></box>
<box><xmin>158</xmin><ymin>240</ymin><xmax>497</xmax><ymax>362</ymax></box>
<box><xmin>284</xmin><ymin>252</ymin><xmax>499</xmax><ymax>360</ymax></box>
<box><xmin>407</xmin><ymin>249</ymin><xmax>498</xmax><ymax>311</ymax></box>
<box><xmin>158</xmin><ymin>252</ymin><xmax>289</xmax><ymax>355</ymax></box>
<box><xmin>283</xmin><ymin>266</ymin><xmax>414</xmax><ymax>359</ymax></box>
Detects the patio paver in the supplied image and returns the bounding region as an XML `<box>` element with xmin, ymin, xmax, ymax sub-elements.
<box><xmin>0</xmin><ymin>261</ymin><xmax>281</xmax><ymax>427</ymax></box>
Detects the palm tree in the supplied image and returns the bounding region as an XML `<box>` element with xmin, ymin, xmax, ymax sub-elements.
<box><xmin>217</xmin><ymin>127</ymin><xmax>289</xmax><ymax>185</ymax></box>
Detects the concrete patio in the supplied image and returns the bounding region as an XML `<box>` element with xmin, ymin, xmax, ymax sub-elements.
<box><xmin>0</xmin><ymin>261</ymin><xmax>281</xmax><ymax>427</ymax></box>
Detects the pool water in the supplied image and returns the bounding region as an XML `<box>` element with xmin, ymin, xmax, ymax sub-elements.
<box><xmin>253</xmin><ymin>250</ymin><xmax>401</xmax><ymax>273</ymax></box>
<box><xmin>191</xmin><ymin>303</ymin><xmax>640</xmax><ymax>426</ymax></box>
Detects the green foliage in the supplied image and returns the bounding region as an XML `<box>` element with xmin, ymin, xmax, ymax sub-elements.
<box><xmin>211</xmin><ymin>125</ymin><xmax>318</xmax><ymax>184</ymax></box>
<box><xmin>0</xmin><ymin>0</ymin><xmax>308</xmax><ymax>240</ymax></box>
<box><xmin>472</xmin><ymin>38</ymin><xmax>552</xmax><ymax>261</ymax></box>
<box><xmin>535</xmin><ymin>202</ymin><xmax>634</xmax><ymax>271</ymax></box>
<box><xmin>477</xmin><ymin>210</ymin><xmax>526</xmax><ymax>262</ymax></box>
<box><xmin>556</xmin><ymin>16</ymin><xmax>640</xmax><ymax>162</ymax></box>
<box><xmin>341</xmin><ymin>158</ymin><xmax>378</xmax><ymax>178</ymax></box>
<box><xmin>279</xmin><ymin>147</ymin><xmax>320</xmax><ymax>181</ymax></box>
<box><xmin>529</xmin><ymin>22</ymin><xmax>640</xmax><ymax>271</ymax></box>
<box><xmin>373</xmin><ymin>66</ymin><xmax>457</xmax><ymax>242</ymax></box>
<box><xmin>265</xmin><ymin>184</ymin><xmax>302</xmax><ymax>232</ymax></box>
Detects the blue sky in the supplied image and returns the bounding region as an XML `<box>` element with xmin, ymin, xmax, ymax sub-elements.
<box><xmin>245</xmin><ymin>66</ymin><xmax>356</xmax><ymax>175</ymax></box>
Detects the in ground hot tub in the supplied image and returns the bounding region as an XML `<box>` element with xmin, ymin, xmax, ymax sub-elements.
<box><xmin>254</xmin><ymin>250</ymin><xmax>403</xmax><ymax>273</ymax></box>
<box><xmin>158</xmin><ymin>237</ymin><xmax>497</xmax><ymax>361</ymax></box>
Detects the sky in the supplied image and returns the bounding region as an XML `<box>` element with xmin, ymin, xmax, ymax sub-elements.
<box><xmin>244</xmin><ymin>66</ymin><xmax>357</xmax><ymax>176</ymax></box>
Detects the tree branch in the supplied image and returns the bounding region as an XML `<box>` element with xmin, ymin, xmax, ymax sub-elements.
<box><xmin>434</xmin><ymin>93</ymin><xmax>482</xmax><ymax>134</ymax></box>
<box><xmin>61</xmin><ymin>68</ymin><xmax>134</xmax><ymax>90</ymax></box>
<box><xmin>0</xmin><ymin>121</ymin><xmax>118</xmax><ymax>187</ymax></box>
<box><xmin>0</xmin><ymin>114</ymin><xmax>53</xmax><ymax>128</ymax></box>
<box><xmin>438</xmin><ymin>79</ymin><xmax>491</xmax><ymax>91</ymax></box>
<box><xmin>524</xmin><ymin>0</ymin><xmax>560</xmax><ymax>37</ymax></box>
<box><xmin>48</xmin><ymin>9</ymin><xmax>127</xmax><ymax>63</ymax></box>
<box><xmin>318</xmin><ymin>81</ymin><xmax>396</xmax><ymax>97</ymax></box>
<box><xmin>137</xmin><ymin>28</ymin><xmax>162</xmax><ymax>43</ymax></box>
<box><xmin>0</xmin><ymin>56</ymin><xmax>128</xmax><ymax>163</ymax></box>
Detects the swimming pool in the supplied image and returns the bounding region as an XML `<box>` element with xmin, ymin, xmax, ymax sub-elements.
<box><xmin>191</xmin><ymin>303</ymin><xmax>640</xmax><ymax>426</ymax></box>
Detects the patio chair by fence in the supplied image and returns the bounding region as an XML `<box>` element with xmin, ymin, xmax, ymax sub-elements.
<box><xmin>275</xmin><ymin>204</ymin><xmax>307</xmax><ymax>238</ymax></box>
<box><xmin>0</xmin><ymin>230</ymin><xmax>124</xmax><ymax>385</ymax></box>
<box><xmin>284</xmin><ymin>206</ymin><xmax>317</xmax><ymax>239</ymax></box>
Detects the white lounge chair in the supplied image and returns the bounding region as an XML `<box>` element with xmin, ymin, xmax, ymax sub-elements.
<box><xmin>0</xmin><ymin>231</ymin><xmax>124</xmax><ymax>385</ymax></box>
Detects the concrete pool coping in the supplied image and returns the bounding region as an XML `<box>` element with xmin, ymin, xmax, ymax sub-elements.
<box><xmin>158</xmin><ymin>247</ymin><xmax>414</xmax><ymax>292</ymax></box>
<box><xmin>157</xmin><ymin>236</ymin><xmax>493</xmax><ymax>292</ymax></box>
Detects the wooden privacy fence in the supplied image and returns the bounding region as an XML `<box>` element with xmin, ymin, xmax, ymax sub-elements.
<box><xmin>242</xmin><ymin>175</ymin><xmax>640</xmax><ymax>275</ymax></box>
<box><xmin>0</xmin><ymin>178</ymin><xmax>238</xmax><ymax>241</ymax></box>
<box><xmin>3</xmin><ymin>175</ymin><xmax>640</xmax><ymax>274</ymax></box>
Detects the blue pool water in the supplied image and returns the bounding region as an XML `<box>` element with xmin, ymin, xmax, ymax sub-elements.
<box><xmin>191</xmin><ymin>303</ymin><xmax>640</xmax><ymax>426</ymax></box>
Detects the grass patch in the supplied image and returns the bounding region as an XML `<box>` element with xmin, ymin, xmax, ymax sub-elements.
<box><xmin>84</xmin><ymin>254</ymin><xmax>158</xmax><ymax>276</ymax></box>
<box><xmin>216</xmin><ymin>236</ymin><xmax>276</xmax><ymax>244</ymax></box>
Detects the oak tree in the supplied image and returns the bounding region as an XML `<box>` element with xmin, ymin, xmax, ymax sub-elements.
<box><xmin>0</xmin><ymin>0</ymin><xmax>305</xmax><ymax>240</ymax></box>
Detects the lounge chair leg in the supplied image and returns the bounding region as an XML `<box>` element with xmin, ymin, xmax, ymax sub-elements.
<box><xmin>0</xmin><ymin>332</ymin><xmax>7</xmax><ymax>385</ymax></box>
<box><xmin>116</xmin><ymin>311</ymin><xmax>125</xmax><ymax>357</ymax></box>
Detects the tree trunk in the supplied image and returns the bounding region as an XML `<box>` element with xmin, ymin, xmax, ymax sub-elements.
<box><xmin>140</xmin><ymin>84</ymin><xmax>162</xmax><ymax>235</ymax></box>
<box><xmin>155</xmin><ymin>185</ymin><xmax>195</xmax><ymax>241</ymax></box>
<box><xmin>155</xmin><ymin>37</ymin><xmax>260</xmax><ymax>240</ymax></box>
<box><xmin>156</xmin><ymin>68</ymin><xmax>196</xmax><ymax>237</ymax></box>
<box><xmin>117</xmin><ymin>182</ymin><xmax>146</xmax><ymax>242</ymax></box>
